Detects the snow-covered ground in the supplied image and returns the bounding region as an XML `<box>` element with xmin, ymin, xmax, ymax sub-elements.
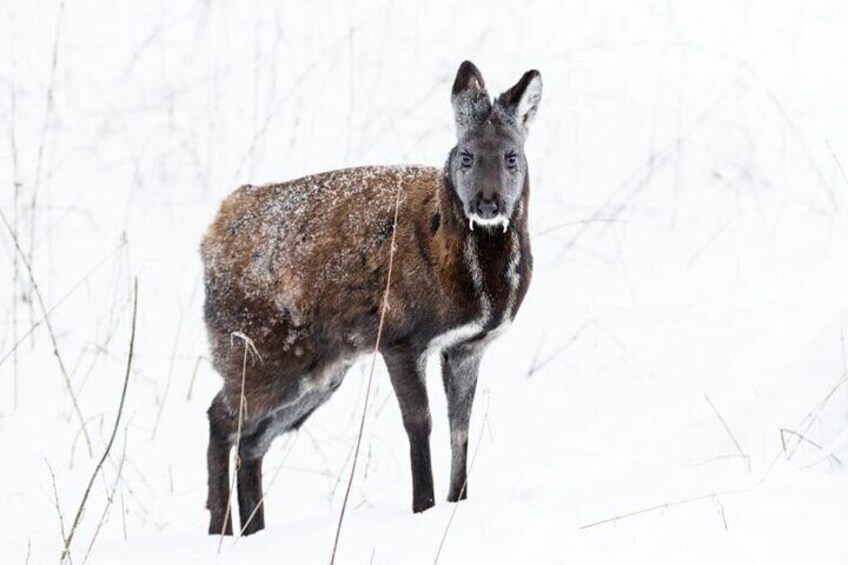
<box><xmin>2</xmin><ymin>1</ymin><xmax>848</xmax><ymax>563</ymax></box>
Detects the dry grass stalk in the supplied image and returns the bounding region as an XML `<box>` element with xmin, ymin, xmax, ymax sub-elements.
<box><xmin>827</xmin><ymin>140</ymin><xmax>848</xmax><ymax>191</ymax></box>
<box><xmin>186</xmin><ymin>355</ymin><xmax>205</xmax><ymax>401</ymax></box>
<box><xmin>151</xmin><ymin>311</ymin><xmax>185</xmax><ymax>440</ymax></box>
<box><xmin>10</xmin><ymin>81</ymin><xmax>21</xmax><ymax>409</ymax></box>
<box><xmin>1</xmin><ymin>210</ymin><xmax>93</xmax><ymax>457</ymax></box>
<box><xmin>433</xmin><ymin>404</ymin><xmax>490</xmax><ymax>565</ymax></box>
<box><xmin>329</xmin><ymin>180</ymin><xmax>402</xmax><ymax>565</ymax></box>
<box><xmin>0</xmin><ymin>237</ymin><xmax>127</xmax><ymax>370</ymax></box>
<box><xmin>60</xmin><ymin>278</ymin><xmax>138</xmax><ymax>564</ymax></box>
<box><xmin>81</xmin><ymin>431</ymin><xmax>128</xmax><ymax>564</ymax></box>
<box><xmin>120</xmin><ymin>491</ymin><xmax>128</xmax><ymax>541</ymax></box>
<box><xmin>27</xmin><ymin>0</ymin><xmax>65</xmax><ymax>333</ymax></box>
<box><xmin>780</xmin><ymin>428</ymin><xmax>843</xmax><ymax>467</ymax></box>
<box><xmin>528</xmin><ymin>321</ymin><xmax>591</xmax><ymax>377</ymax></box>
<box><xmin>217</xmin><ymin>331</ymin><xmax>257</xmax><ymax>552</ymax></box>
<box><xmin>704</xmin><ymin>394</ymin><xmax>750</xmax><ymax>471</ymax></box>
<box><xmin>45</xmin><ymin>457</ymin><xmax>68</xmax><ymax>544</ymax></box>
<box><xmin>579</xmin><ymin>488</ymin><xmax>746</xmax><ymax>530</ymax></box>
<box><xmin>234</xmin><ymin>433</ymin><xmax>301</xmax><ymax>541</ymax></box>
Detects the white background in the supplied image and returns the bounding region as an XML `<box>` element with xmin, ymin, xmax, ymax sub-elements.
<box><xmin>2</xmin><ymin>1</ymin><xmax>848</xmax><ymax>563</ymax></box>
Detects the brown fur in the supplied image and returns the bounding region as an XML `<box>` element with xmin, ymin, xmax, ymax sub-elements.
<box><xmin>201</xmin><ymin>165</ymin><xmax>530</xmax><ymax>419</ymax></box>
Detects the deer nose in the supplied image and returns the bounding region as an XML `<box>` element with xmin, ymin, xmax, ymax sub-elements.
<box><xmin>475</xmin><ymin>198</ymin><xmax>499</xmax><ymax>219</ymax></box>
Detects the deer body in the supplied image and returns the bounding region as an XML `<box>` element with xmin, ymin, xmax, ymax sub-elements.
<box><xmin>203</xmin><ymin>62</ymin><xmax>542</xmax><ymax>535</ymax></box>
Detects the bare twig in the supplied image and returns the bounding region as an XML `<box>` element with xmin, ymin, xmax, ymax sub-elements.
<box><xmin>151</xmin><ymin>309</ymin><xmax>184</xmax><ymax>440</ymax></box>
<box><xmin>44</xmin><ymin>458</ymin><xmax>67</xmax><ymax>543</ymax></box>
<box><xmin>186</xmin><ymin>355</ymin><xmax>206</xmax><ymax>400</ymax></box>
<box><xmin>235</xmin><ymin>433</ymin><xmax>301</xmax><ymax>540</ymax></box>
<box><xmin>785</xmin><ymin>375</ymin><xmax>848</xmax><ymax>461</ymax></box>
<box><xmin>692</xmin><ymin>453</ymin><xmax>750</xmax><ymax>467</ymax></box>
<box><xmin>714</xmin><ymin>496</ymin><xmax>728</xmax><ymax>531</ymax></box>
<box><xmin>827</xmin><ymin>140</ymin><xmax>848</xmax><ymax>191</ymax></box>
<box><xmin>28</xmin><ymin>0</ymin><xmax>66</xmax><ymax>333</ymax></box>
<box><xmin>0</xmin><ymin>237</ymin><xmax>127</xmax><ymax>369</ymax></box>
<box><xmin>779</xmin><ymin>428</ymin><xmax>843</xmax><ymax>467</ymax></box>
<box><xmin>329</xmin><ymin>179</ymin><xmax>403</xmax><ymax>564</ymax></box>
<box><xmin>10</xmin><ymin>75</ymin><xmax>21</xmax><ymax>409</ymax></box>
<box><xmin>704</xmin><ymin>394</ymin><xmax>750</xmax><ymax>471</ymax></box>
<box><xmin>433</xmin><ymin>406</ymin><xmax>490</xmax><ymax>564</ymax></box>
<box><xmin>82</xmin><ymin>430</ymin><xmax>129</xmax><ymax>564</ymax></box>
<box><xmin>120</xmin><ymin>491</ymin><xmax>127</xmax><ymax>541</ymax></box>
<box><xmin>527</xmin><ymin>321</ymin><xmax>591</xmax><ymax>377</ymax></box>
<box><xmin>61</xmin><ymin>278</ymin><xmax>138</xmax><ymax>563</ymax></box>
<box><xmin>761</xmin><ymin>341</ymin><xmax>848</xmax><ymax>482</ymax></box>
<box><xmin>1</xmin><ymin>210</ymin><xmax>93</xmax><ymax>457</ymax></box>
<box><xmin>69</xmin><ymin>415</ymin><xmax>104</xmax><ymax>470</ymax></box>
<box><xmin>555</xmin><ymin>88</ymin><xmax>730</xmax><ymax>261</ymax></box>
<box><xmin>579</xmin><ymin>488</ymin><xmax>747</xmax><ymax>530</ymax></box>
<box><xmin>532</xmin><ymin>218</ymin><xmax>622</xmax><ymax>239</ymax></box>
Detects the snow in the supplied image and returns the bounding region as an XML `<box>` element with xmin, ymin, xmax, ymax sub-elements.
<box><xmin>2</xmin><ymin>0</ymin><xmax>848</xmax><ymax>563</ymax></box>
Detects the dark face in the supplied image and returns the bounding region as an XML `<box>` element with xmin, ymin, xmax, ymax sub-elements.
<box><xmin>451</xmin><ymin>124</ymin><xmax>526</xmax><ymax>231</ymax></box>
<box><xmin>449</xmin><ymin>61</ymin><xmax>542</xmax><ymax>232</ymax></box>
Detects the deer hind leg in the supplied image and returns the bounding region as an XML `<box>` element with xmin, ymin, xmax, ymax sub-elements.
<box><xmin>234</xmin><ymin>368</ymin><xmax>347</xmax><ymax>536</ymax></box>
<box><xmin>207</xmin><ymin>387</ymin><xmax>274</xmax><ymax>536</ymax></box>
<box><xmin>207</xmin><ymin>391</ymin><xmax>235</xmax><ymax>535</ymax></box>
<box><xmin>235</xmin><ymin>425</ymin><xmax>269</xmax><ymax>536</ymax></box>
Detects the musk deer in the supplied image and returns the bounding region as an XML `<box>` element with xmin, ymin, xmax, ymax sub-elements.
<box><xmin>202</xmin><ymin>61</ymin><xmax>542</xmax><ymax>535</ymax></box>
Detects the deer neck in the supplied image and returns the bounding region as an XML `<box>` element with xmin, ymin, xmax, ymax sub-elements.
<box><xmin>429</xmin><ymin>168</ymin><xmax>531</xmax><ymax>333</ymax></box>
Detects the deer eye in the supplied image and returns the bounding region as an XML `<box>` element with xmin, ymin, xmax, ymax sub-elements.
<box><xmin>506</xmin><ymin>153</ymin><xmax>518</xmax><ymax>169</ymax></box>
<box><xmin>460</xmin><ymin>152</ymin><xmax>473</xmax><ymax>168</ymax></box>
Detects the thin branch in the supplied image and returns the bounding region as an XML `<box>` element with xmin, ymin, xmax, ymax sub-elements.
<box><xmin>760</xmin><ymin>356</ymin><xmax>848</xmax><ymax>482</ymax></box>
<box><xmin>433</xmin><ymin>408</ymin><xmax>490</xmax><ymax>564</ymax></box>
<box><xmin>0</xmin><ymin>237</ymin><xmax>127</xmax><ymax>369</ymax></box>
<box><xmin>527</xmin><ymin>321</ymin><xmax>591</xmax><ymax>377</ymax></box>
<box><xmin>186</xmin><ymin>355</ymin><xmax>206</xmax><ymax>401</ymax></box>
<box><xmin>785</xmin><ymin>374</ymin><xmax>848</xmax><ymax>460</ymax></box>
<box><xmin>119</xmin><ymin>491</ymin><xmax>127</xmax><ymax>541</ymax></box>
<box><xmin>532</xmin><ymin>218</ymin><xmax>622</xmax><ymax>239</ymax></box>
<box><xmin>554</xmin><ymin>88</ymin><xmax>730</xmax><ymax>261</ymax></box>
<box><xmin>779</xmin><ymin>428</ymin><xmax>843</xmax><ymax>467</ymax></box>
<box><xmin>235</xmin><ymin>433</ymin><xmax>301</xmax><ymax>540</ymax></box>
<box><xmin>44</xmin><ymin>457</ymin><xmax>67</xmax><ymax>544</ymax></box>
<box><xmin>82</xmin><ymin>430</ymin><xmax>129</xmax><ymax>564</ymax></box>
<box><xmin>692</xmin><ymin>453</ymin><xmax>750</xmax><ymax>467</ymax></box>
<box><xmin>713</xmin><ymin>496</ymin><xmax>728</xmax><ymax>531</ymax></box>
<box><xmin>61</xmin><ymin>278</ymin><xmax>138</xmax><ymax>563</ymax></box>
<box><xmin>0</xmin><ymin>210</ymin><xmax>93</xmax><ymax>457</ymax></box>
<box><xmin>329</xmin><ymin>178</ymin><xmax>403</xmax><ymax>565</ymax></box>
<box><xmin>151</xmin><ymin>308</ymin><xmax>184</xmax><ymax>440</ymax></box>
<box><xmin>10</xmin><ymin>73</ymin><xmax>21</xmax><ymax>409</ymax></box>
<box><xmin>579</xmin><ymin>488</ymin><xmax>747</xmax><ymax>530</ymax></box>
<box><xmin>827</xmin><ymin>139</ymin><xmax>848</xmax><ymax>191</ymax></box>
<box><xmin>704</xmin><ymin>394</ymin><xmax>750</xmax><ymax>471</ymax></box>
<box><xmin>27</xmin><ymin>0</ymin><xmax>65</xmax><ymax>334</ymax></box>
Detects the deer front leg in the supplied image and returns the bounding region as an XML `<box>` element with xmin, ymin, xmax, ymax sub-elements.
<box><xmin>383</xmin><ymin>347</ymin><xmax>435</xmax><ymax>513</ymax></box>
<box><xmin>441</xmin><ymin>342</ymin><xmax>484</xmax><ymax>502</ymax></box>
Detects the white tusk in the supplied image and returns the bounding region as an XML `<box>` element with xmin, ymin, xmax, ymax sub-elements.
<box><xmin>469</xmin><ymin>218</ymin><xmax>475</xmax><ymax>231</ymax></box>
<box><xmin>502</xmin><ymin>219</ymin><xmax>509</xmax><ymax>233</ymax></box>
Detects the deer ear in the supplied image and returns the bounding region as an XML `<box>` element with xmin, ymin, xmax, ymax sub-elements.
<box><xmin>497</xmin><ymin>70</ymin><xmax>542</xmax><ymax>130</ymax></box>
<box><xmin>451</xmin><ymin>61</ymin><xmax>491</xmax><ymax>137</ymax></box>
